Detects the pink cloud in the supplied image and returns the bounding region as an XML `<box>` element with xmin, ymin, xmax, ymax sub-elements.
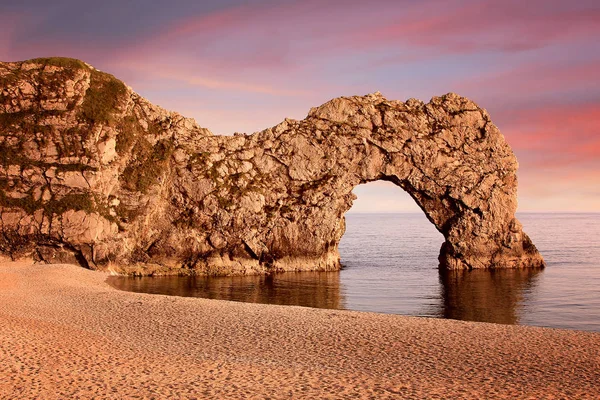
<box><xmin>461</xmin><ymin>60</ymin><xmax>600</xmax><ymax>98</ymax></box>
<box><xmin>6</xmin><ymin>1</ymin><xmax>598</xmax><ymax>97</ymax></box>
<box><xmin>516</xmin><ymin>155</ymin><xmax>600</xmax><ymax>212</ymax></box>
<box><xmin>350</xmin><ymin>0</ymin><xmax>600</xmax><ymax>55</ymax></box>
<box><xmin>111</xmin><ymin>2</ymin><xmax>343</xmax><ymax>67</ymax></box>
<box><xmin>496</xmin><ymin>102</ymin><xmax>600</xmax><ymax>181</ymax></box>
<box><xmin>95</xmin><ymin>3</ymin><xmax>331</xmax><ymax>95</ymax></box>
<box><xmin>112</xmin><ymin>58</ymin><xmax>310</xmax><ymax>96</ymax></box>
<box><xmin>501</xmin><ymin>103</ymin><xmax>600</xmax><ymax>146</ymax></box>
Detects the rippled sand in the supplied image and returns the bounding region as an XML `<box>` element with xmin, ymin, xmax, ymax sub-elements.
<box><xmin>1</xmin><ymin>262</ymin><xmax>598</xmax><ymax>399</ymax></box>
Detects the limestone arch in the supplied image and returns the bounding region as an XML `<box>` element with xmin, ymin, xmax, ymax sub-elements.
<box><xmin>0</xmin><ymin>58</ymin><xmax>545</xmax><ymax>274</ymax></box>
<box><xmin>260</xmin><ymin>92</ymin><xmax>546</xmax><ymax>272</ymax></box>
<box><xmin>339</xmin><ymin>180</ymin><xmax>443</xmax><ymax>268</ymax></box>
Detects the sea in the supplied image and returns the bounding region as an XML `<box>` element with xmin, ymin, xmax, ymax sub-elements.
<box><xmin>108</xmin><ymin>213</ymin><xmax>600</xmax><ymax>332</ymax></box>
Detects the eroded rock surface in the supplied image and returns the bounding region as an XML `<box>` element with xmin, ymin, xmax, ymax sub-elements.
<box><xmin>0</xmin><ymin>58</ymin><xmax>545</xmax><ymax>275</ymax></box>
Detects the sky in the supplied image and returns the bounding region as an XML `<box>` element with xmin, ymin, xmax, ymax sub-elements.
<box><xmin>1</xmin><ymin>0</ymin><xmax>599</xmax><ymax>212</ymax></box>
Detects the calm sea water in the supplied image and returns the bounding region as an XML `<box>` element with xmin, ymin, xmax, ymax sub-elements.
<box><xmin>108</xmin><ymin>213</ymin><xmax>600</xmax><ymax>332</ymax></box>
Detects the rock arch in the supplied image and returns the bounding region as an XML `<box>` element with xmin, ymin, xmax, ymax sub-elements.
<box><xmin>0</xmin><ymin>58</ymin><xmax>544</xmax><ymax>274</ymax></box>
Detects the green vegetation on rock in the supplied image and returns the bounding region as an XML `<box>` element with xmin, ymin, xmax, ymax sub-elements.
<box><xmin>115</xmin><ymin>116</ymin><xmax>143</xmax><ymax>155</ymax></box>
<box><xmin>28</xmin><ymin>57</ymin><xmax>90</xmax><ymax>70</ymax></box>
<box><xmin>80</xmin><ymin>70</ymin><xmax>127</xmax><ymax>125</ymax></box>
<box><xmin>0</xmin><ymin>187</ymin><xmax>94</xmax><ymax>217</ymax></box>
<box><xmin>121</xmin><ymin>137</ymin><xmax>175</xmax><ymax>194</ymax></box>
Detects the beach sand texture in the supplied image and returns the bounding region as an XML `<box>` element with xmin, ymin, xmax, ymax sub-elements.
<box><xmin>0</xmin><ymin>262</ymin><xmax>598</xmax><ymax>399</ymax></box>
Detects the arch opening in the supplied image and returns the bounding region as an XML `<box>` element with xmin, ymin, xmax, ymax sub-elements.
<box><xmin>339</xmin><ymin>181</ymin><xmax>444</xmax><ymax>314</ymax></box>
<box><xmin>338</xmin><ymin>181</ymin><xmax>543</xmax><ymax>321</ymax></box>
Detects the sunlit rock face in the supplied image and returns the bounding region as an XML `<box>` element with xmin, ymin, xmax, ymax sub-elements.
<box><xmin>0</xmin><ymin>58</ymin><xmax>545</xmax><ymax>275</ymax></box>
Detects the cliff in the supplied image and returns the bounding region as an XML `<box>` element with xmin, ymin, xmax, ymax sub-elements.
<box><xmin>0</xmin><ymin>57</ymin><xmax>545</xmax><ymax>275</ymax></box>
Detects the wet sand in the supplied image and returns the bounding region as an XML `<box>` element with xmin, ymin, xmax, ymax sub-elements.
<box><xmin>1</xmin><ymin>262</ymin><xmax>598</xmax><ymax>399</ymax></box>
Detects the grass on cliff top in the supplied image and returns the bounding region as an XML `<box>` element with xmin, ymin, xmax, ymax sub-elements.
<box><xmin>27</xmin><ymin>57</ymin><xmax>90</xmax><ymax>70</ymax></box>
<box><xmin>9</xmin><ymin>56</ymin><xmax>128</xmax><ymax>126</ymax></box>
<box><xmin>0</xmin><ymin>57</ymin><xmax>88</xmax><ymax>87</ymax></box>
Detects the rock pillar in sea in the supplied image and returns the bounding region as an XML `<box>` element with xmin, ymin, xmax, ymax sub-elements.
<box><xmin>0</xmin><ymin>58</ymin><xmax>545</xmax><ymax>274</ymax></box>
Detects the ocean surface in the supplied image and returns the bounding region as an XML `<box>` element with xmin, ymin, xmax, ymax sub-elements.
<box><xmin>108</xmin><ymin>213</ymin><xmax>600</xmax><ymax>332</ymax></box>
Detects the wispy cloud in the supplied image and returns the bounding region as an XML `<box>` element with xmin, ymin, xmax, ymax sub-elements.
<box><xmin>462</xmin><ymin>60</ymin><xmax>600</xmax><ymax>99</ymax></box>
<box><xmin>499</xmin><ymin>101</ymin><xmax>600</xmax><ymax>170</ymax></box>
<box><xmin>349</xmin><ymin>0</ymin><xmax>600</xmax><ymax>56</ymax></box>
<box><xmin>113</xmin><ymin>59</ymin><xmax>311</xmax><ymax>96</ymax></box>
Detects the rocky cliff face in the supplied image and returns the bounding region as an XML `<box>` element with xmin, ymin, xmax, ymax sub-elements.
<box><xmin>0</xmin><ymin>57</ymin><xmax>545</xmax><ymax>275</ymax></box>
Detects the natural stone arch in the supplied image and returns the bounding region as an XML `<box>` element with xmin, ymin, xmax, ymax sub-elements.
<box><xmin>0</xmin><ymin>58</ymin><xmax>544</xmax><ymax>274</ymax></box>
<box><xmin>247</xmin><ymin>92</ymin><xmax>545</xmax><ymax>272</ymax></box>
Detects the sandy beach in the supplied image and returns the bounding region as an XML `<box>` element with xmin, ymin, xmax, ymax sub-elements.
<box><xmin>0</xmin><ymin>262</ymin><xmax>598</xmax><ymax>399</ymax></box>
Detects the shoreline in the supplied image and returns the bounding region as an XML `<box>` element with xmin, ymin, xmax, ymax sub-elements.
<box><xmin>1</xmin><ymin>262</ymin><xmax>599</xmax><ymax>398</ymax></box>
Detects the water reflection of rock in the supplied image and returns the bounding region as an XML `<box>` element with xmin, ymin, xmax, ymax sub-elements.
<box><xmin>439</xmin><ymin>268</ymin><xmax>543</xmax><ymax>325</ymax></box>
<box><xmin>108</xmin><ymin>271</ymin><xmax>344</xmax><ymax>310</ymax></box>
